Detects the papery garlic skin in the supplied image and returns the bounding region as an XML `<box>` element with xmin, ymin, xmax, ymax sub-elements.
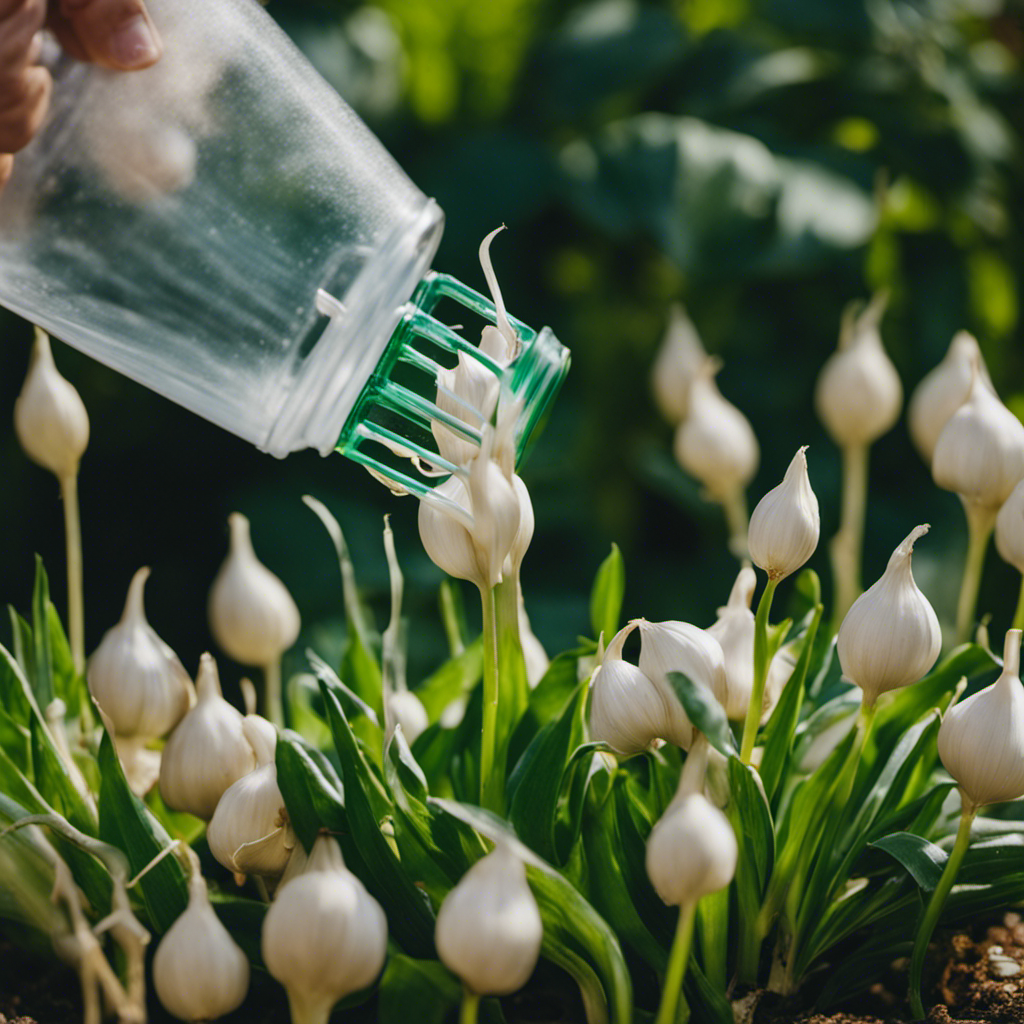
<box><xmin>88</xmin><ymin>567</ymin><xmax>192</xmax><ymax>740</ymax></box>
<box><xmin>748</xmin><ymin>447</ymin><xmax>820</xmax><ymax>581</ymax></box>
<box><xmin>996</xmin><ymin>478</ymin><xmax>1024</xmax><ymax>575</ymax></box>
<box><xmin>263</xmin><ymin>836</ymin><xmax>388</xmax><ymax>1024</ymax></box>
<box><xmin>938</xmin><ymin>629</ymin><xmax>1024</xmax><ymax>810</ymax></box>
<box><xmin>673</xmin><ymin>360</ymin><xmax>759</xmax><ymax>503</ymax></box>
<box><xmin>706</xmin><ymin>567</ymin><xmax>757</xmax><ymax>720</ymax></box>
<box><xmin>505</xmin><ymin>474</ymin><xmax>535</xmax><ymax>577</ymax></box>
<box><xmin>14</xmin><ymin>328</ymin><xmax>90</xmax><ymax>479</ymax></box>
<box><xmin>909</xmin><ymin>331</ymin><xmax>994</xmax><ymax>463</ymax></box>
<box><xmin>837</xmin><ymin>525</ymin><xmax>941</xmax><ymax>707</ymax></box>
<box><xmin>435</xmin><ymin>843</ymin><xmax>542</xmax><ymax>996</ymax></box>
<box><xmin>652</xmin><ymin>303</ymin><xmax>708</xmax><ymax>423</ymax></box>
<box><xmin>159</xmin><ymin>653</ymin><xmax>257</xmax><ymax>821</ymax></box>
<box><xmin>814</xmin><ymin>294</ymin><xmax>902</xmax><ymax>447</ymax></box>
<box><xmin>153</xmin><ymin>871</ymin><xmax>250</xmax><ymax>1023</ymax></box>
<box><xmin>432</xmin><ymin>351</ymin><xmax>501</xmax><ymax>467</ymax></box>
<box><xmin>208</xmin><ymin>513</ymin><xmax>301</xmax><ymax>667</ymax></box>
<box><xmin>387</xmin><ymin>691</ymin><xmax>428</xmax><ymax>745</ymax></box>
<box><xmin>646</xmin><ymin>791</ymin><xmax>737</xmax><ymax>906</ymax></box>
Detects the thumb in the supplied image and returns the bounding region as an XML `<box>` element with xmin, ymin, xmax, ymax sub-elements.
<box><xmin>51</xmin><ymin>0</ymin><xmax>161</xmax><ymax>70</ymax></box>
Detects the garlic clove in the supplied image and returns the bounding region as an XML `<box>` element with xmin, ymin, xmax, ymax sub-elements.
<box><xmin>208</xmin><ymin>513</ymin><xmax>301</xmax><ymax>667</ymax></box>
<box><xmin>88</xmin><ymin>567</ymin><xmax>193</xmax><ymax>741</ymax></box>
<box><xmin>153</xmin><ymin>871</ymin><xmax>250</xmax><ymax>1022</ymax></box>
<box><xmin>14</xmin><ymin>327</ymin><xmax>90</xmax><ymax>479</ymax></box>
<box><xmin>938</xmin><ymin>629</ymin><xmax>1024</xmax><ymax>809</ymax></box>
<box><xmin>706</xmin><ymin>567</ymin><xmax>757</xmax><ymax>720</ymax></box>
<box><xmin>435</xmin><ymin>842</ymin><xmax>542</xmax><ymax>996</ymax></box>
<box><xmin>814</xmin><ymin>293</ymin><xmax>902</xmax><ymax>447</ymax></box>
<box><xmin>748</xmin><ymin>446</ymin><xmax>820</xmax><ymax>582</ymax></box>
<box><xmin>996</xmin><ymin>478</ymin><xmax>1024</xmax><ymax>575</ymax></box>
<box><xmin>651</xmin><ymin>303</ymin><xmax>707</xmax><ymax>424</ymax></box>
<box><xmin>504</xmin><ymin>474</ymin><xmax>535</xmax><ymax>578</ymax></box>
<box><xmin>432</xmin><ymin>351</ymin><xmax>501</xmax><ymax>468</ymax></box>
<box><xmin>836</xmin><ymin>525</ymin><xmax>941</xmax><ymax>707</ymax></box>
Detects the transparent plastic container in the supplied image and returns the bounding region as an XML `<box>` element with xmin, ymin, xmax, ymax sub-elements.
<box><xmin>0</xmin><ymin>0</ymin><xmax>568</xmax><ymax>487</ymax></box>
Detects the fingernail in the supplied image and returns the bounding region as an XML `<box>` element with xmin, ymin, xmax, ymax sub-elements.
<box><xmin>110</xmin><ymin>16</ymin><xmax>159</xmax><ymax>68</ymax></box>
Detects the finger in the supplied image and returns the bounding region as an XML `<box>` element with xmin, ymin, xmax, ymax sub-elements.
<box><xmin>0</xmin><ymin>0</ymin><xmax>45</xmax><ymax>68</ymax></box>
<box><xmin>55</xmin><ymin>0</ymin><xmax>160</xmax><ymax>70</ymax></box>
<box><xmin>0</xmin><ymin>64</ymin><xmax>50</xmax><ymax>152</ymax></box>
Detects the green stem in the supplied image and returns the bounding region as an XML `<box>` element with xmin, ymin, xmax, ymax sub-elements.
<box><xmin>956</xmin><ymin>502</ymin><xmax>996</xmax><ymax>646</ymax></box>
<box><xmin>460</xmin><ymin>988</ymin><xmax>481</xmax><ymax>1024</ymax></box>
<box><xmin>1013</xmin><ymin>575</ymin><xmax>1024</xmax><ymax>632</ymax></box>
<box><xmin>60</xmin><ymin>472</ymin><xmax>85</xmax><ymax>676</ymax></box>
<box><xmin>740</xmin><ymin>577</ymin><xmax>779</xmax><ymax>765</ymax></box>
<box><xmin>696</xmin><ymin>886</ymin><xmax>729</xmax><ymax>992</ymax></box>
<box><xmin>721</xmin><ymin>489</ymin><xmax>749</xmax><ymax>561</ymax></box>
<box><xmin>655</xmin><ymin>901</ymin><xmax>697</xmax><ymax>1024</ymax></box>
<box><xmin>264</xmin><ymin>658</ymin><xmax>283</xmax><ymax>729</ymax></box>
<box><xmin>479</xmin><ymin>585</ymin><xmax>500</xmax><ymax>812</ymax></box>
<box><xmin>908</xmin><ymin>804</ymin><xmax>976</xmax><ymax>1020</ymax></box>
<box><xmin>829</xmin><ymin>444</ymin><xmax>868</xmax><ymax>632</ymax></box>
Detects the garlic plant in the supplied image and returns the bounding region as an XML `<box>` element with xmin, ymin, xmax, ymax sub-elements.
<box><xmin>208</xmin><ymin>512</ymin><xmax>301</xmax><ymax>728</ymax></box>
<box><xmin>262</xmin><ymin>835</ymin><xmax>388</xmax><ymax>1024</ymax></box>
<box><xmin>995</xmin><ymin>478</ymin><xmax>1024</xmax><ymax>629</ymax></box>
<box><xmin>814</xmin><ymin>294</ymin><xmax>902</xmax><ymax>625</ymax></box>
<box><xmin>650</xmin><ymin>303</ymin><xmax>707</xmax><ymax>424</ymax></box>
<box><xmin>14</xmin><ymin>327</ymin><xmax>90</xmax><ymax>673</ymax></box>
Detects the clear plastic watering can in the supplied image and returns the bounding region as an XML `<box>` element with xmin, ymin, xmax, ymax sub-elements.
<box><xmin>0</xmin><ymin>0</ymin><xmax>568</xmax><ymax>500</ymax></box>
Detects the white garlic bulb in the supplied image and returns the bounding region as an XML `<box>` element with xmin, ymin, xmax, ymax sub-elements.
<box><xmin>14</xmin><ymin>327</ymin><xmax>90</xmax><ymax>479</ymax></box>
<box><xmin>207</xmin><ymin>717</ymin><xmax>293</xmax><ymax>881</ymax></box>
<box><xmin>87</xmin><ymin>567</ymin><xmax>192</xmax><ymax>740</ymax></box>
<box><xmin>159</xmin><ymin>653</ymin><xmax>257</xmax><ymax>821</ymax></box>
<box><xmin>932</xmin><ymin>363</ymin><xmax>1024</xmax><ymax>511</ymax></box>
<box><xmin>651</xmin><ymin>303</ymin><xmax>707</xmax><ymax>423</ymax></box>
<box><xmin>673</xmin><ymin>359</ymin><xmax>759</xmax><ymax>503</ymax></box>
<box><xmin>748</xmin><ymin>446</ymin><xmax>820</xmax><ymax>582</ymax></box>
<box><xmin>589</xmin><ymin>622</ymin><xmax>687</xmax><ymax>753</ymax></box>
<box><xmin>909</xmin><ymin>331</ymin><xmax>994</xmax><ymax>464</ymax></box>
<box><xmin>387</xmin><ymin>690</ymin><xmax>428</xmax><ymax>745</ymax></box>
<box><xmin>208</xmin><ymin>513</ymin><xmax>301</xmax><ymax>667</ymax></box>
<box><xmin>153</xmin><ymin>870</ymin><xmax>250</xmax><ymax>1022</ymax></box>
<box><xmin>836</xmin><ymin>525</ymin><xmax>941</xmax><ymax>708</ymax></box>
<box><xmin>706</xmin><ymin>567</ymin><xmax>758</xmax><ymax>720</ymax></box>
<box><xmin>505</xmin><ymin>474</ymin><xmax>535</xmax><ymax>577</ymax></box>
<box><xmin>263</xmin><ymin>836</ymin><xmax>388</xmax><ymax>1024</ymax></box>
<box><xmin>646</xmin><ymin>789</ymin><xmax>737</xmax><ymax>907</ymax></box>
<box><xmin>996</xmin><ymin>478</ymin><xmax>1024</xmax><ymax>575</ymax></box>
<box><xmin>814</xmin><ymin>294</ymin><xmax>902</xmax><ymax>447</ymax></box>
<box><xmin>432</xmin><ymin>351</ymin><xmax>501</xmax><ymax>467</ymax></box>
<box><xmin>938</xmin><ymin>629</ymin><xmax>1024</xmax><ymax>810</ymax></box>
<box><xmin>435</xmin><ymin>843</ymin><xmax>543</xmax><ymax>996</ymax></box>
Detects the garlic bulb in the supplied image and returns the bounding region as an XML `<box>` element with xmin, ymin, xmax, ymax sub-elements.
<box><xmin>505</xmin><ymin>474</ymin><xmax>535</xmax><ymax>577</ymax></box>
<box><xmin>435</xmin><ymin>843</ymin><xmax>542</xmax><ymax>996</ymax></box>
<box><xmin>387</xmin><ymin>690</ymin><xmax>428</xmax><ymax>745</ymax></box>
<box><xmin>153</xmin><ymin>870</ymin><xmax>249</xmax><ymax>1022</ymax></box>
<box><xmin>646</xmin><ymin>789</ymin><xmax>737</xmax><ymax>907</ymax></box>
<box><xmin>159</xmin><ymin>653</ymin><xmax>257</xmax><ymax>820</ymax></box>
<box><xmin>938</xmin><ymin>629</ymin><xmax>1024</xmax><ymax>810</ymax></box>
<box><xmin>589</xmin><ymin>622</ymin><xmax>687</xmax><ymax>754</ymax></box>
<box><xmin>996</xmin><ymin>478</ymin><xmax>1024</xmax><ymax>574</ymax></box>
<box><xmin>207</xmin><ymin>717</ymin><xmax>294</xmax><ymax>880</ymax></box>
<box><xmin>673</xmin><ymin>359</ymin><xmax>759</xmax><ymax>503</ymax></box>
<box><xmin>14</xmin><ymin>327</ymin><xmax>90</xmax><ymax>479</ymax></box>
<box><xmin>432</xmin><ymin>351</ymin><xmax>501</xmax><ymax>467</ymax></box>
<box><xmin>651</xmin><ymin>303</ymin><xmax>707</xmax><ymax>423</ymax></box>
<box><xmin>262</xmin><ymin>836</ymin><xmax>388</xmax><ymax>1024</ymax></box>
<box><xmin>208</xmin><ymin>513</ymin><xmax>301</xmax><ymax>667</ymax></box>
<box><xmin>836</xmin><ymin>525</ymin><xmax>941</xmax><ymax>707</ymax></box>
<box><xmin>706</xmin><ymin>567</ymin><xmax>758</xmax><ymax>720</ymax></box>
<box><xmin>932</xmin><ymin>363</ymin><xmax>1024</xmax><ymax>511</ymax></box>
<box><xmin>748</xmin><ymin>447</ymin><xmax>820</xmax><ymax>581</ymax></box>
<box><xmin>814</xmin><ymin>294</ymin><xmax>902</xmax><ymax>447</ymax></box>
<box><xmin>909</xmin><ymin>331</ymin><xmax>994</xmax><ymax>464</ymax></box>
<box><xmin>87</xmin><ymin>567</ymin><xmax>192</xmax><ymax>740</ymax></box>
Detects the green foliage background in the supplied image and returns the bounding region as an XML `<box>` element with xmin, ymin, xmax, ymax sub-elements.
<box><xmin>2</xmin><ymin>0</ymin><xmax>1023</xmax><ymax>686</ymax></box>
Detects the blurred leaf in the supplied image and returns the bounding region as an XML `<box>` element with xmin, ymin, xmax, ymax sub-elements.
<box><xmin>378</xmin><ymin>953</ymin><xmax>461</xmax><ymax>1024</ymax></box>
<box><xmin>415</xmin><ymin>638</ymin><xmax>482</xmax><ymax>722</ymax></box>
<box><xmin>30</xmin><ymin>558</ymin><xmax>54</xmax><ymax>711</ymax></box>
<box><xmin>870</xmin><ymin>832</ymin><xmax>947</xmax><ymax>891</ymax></box>
<box><xmin>590</xmin><ymin>543</ymin><xmax>625</xmax><ymax>643</ymax></box>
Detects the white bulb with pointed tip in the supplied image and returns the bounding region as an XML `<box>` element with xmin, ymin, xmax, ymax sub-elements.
<box><xmin>387</xmin><ymin>691</ymin><xmax>428</xmax><ymax>745</ymax></box>
<box><xmin>706</xmin><ymin>567</ymin><xmax>757</xmax><ymax>720</ymax></box>
<box><xmin>159</xmin><ymin>654</ymin><xmax>257</xmax><ymax>821</ymax></box>
<box><xmin>14</xmin><ymin>328</ymin><xmax>89</xmax><ymax>479</ymax></box>
<box><xmin>87</xmin><ymin>567</ymin><xmax>192</xmax><ymax>740</ymax></box>
<box><xmin>909</xmin><ymin>331</ymin><xmax>995</xmax><ymax>463</ymax></box>
<box><xmin>435</xmin><ymin>843</ymin><xmax>542</xmax><ymax>996</ymax></box>
<box><xmin>432</xmin><ymin>351</ymin><xmax>500</xmax><ymax>467</ymax></box>
<box><xmin>646</xmin><ymin>790</ymin><xmax>737</xmax><ymax>907</ymax></box>
<box><xmin>651</xmin><ymin>304</ymin><xmax>707</xmax><ymax>423</ymax></box>
<box><xmin>837</xmin><ymin>525</ymin><xmax>941</xmax><ymax>707</ymax></box>
<box><xmin>996</xmin><ymin>478</ymin><xmax>1024</xmax><ymax>575</ymax></box>
<box><xmin>209</xmin><ymin>513</ymin><xmax>300</xmax><ymax>667</ymax></box>
<box><xmin>814</xmin><ymin>294</ymin><xmax>902</xmax><ymax>446</ymax></box>
<box><xmin>938</xmin><ymin>630</ymin><xmax>1024</xmax><ymax>809</ymax></box>
<box><xmin>504</xmin><ymin>474</ymin><xmax>535</xmax><ymax>577</ymax></box>
<box><xmin>748</xmin><ymin>447</ymin><xmax>820</xmax><ymax>581</ymax></box>
<box><xmin>153</xmin><ymin>872</ymin><xmax>250</xmax><ymax>1023</ymax></box>
<box><xmin>263</xmin><ymin>836</ymin><xmax>388</xmax><ymax>1024</ymax></box>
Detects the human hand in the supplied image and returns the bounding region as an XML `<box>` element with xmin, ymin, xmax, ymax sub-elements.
<box><xmin>0</xmin><ymin>0</ymin><xmax>161</xmax><ymax>186</ymax></box>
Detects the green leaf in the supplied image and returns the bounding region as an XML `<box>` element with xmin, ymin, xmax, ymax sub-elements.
<box><xmin>728</xmin><ymin>758</ymin><xmax>775</xmax><ymax>894</ymax></box>
<box><xmin>494</xmin><ymin>578</ymin><xmax>532</xmax><ymax>806</ymax></box>
<box><xmin>31</xmin><ymin>557</ymin><xmax>54</xmax><ymax>710</ymax></box>
<box><xmin>285</xmin><ymin>673</ymin><xmax>333</xmax><ymax>750</ymax></box>
<box><xmin>340</xmin><ymin>623</ymin><xmax>384</xmax><ymax>716</ymax></box>
<box><xmin>415</xmin><ymin>638</ymin><xmax>483</xmax><ymax>722</ymax></box>
<box><xmin>870</xmin><ymin>832</ymin><xmax>948</xmax><ymax>891</ymax></box>
<box><xmin>45</xmin><ymin>603</ymin><xmax>87</xmax><ymax>721</ymax></box>
<box><xmin>378</xmin><ymin>953</ymin><xmax>462</xmax><ymax>1024</ymax></box>
<box><xmin>210</xmin><ymin>894</ymin><xmax>268</xmax><ymax>971</ymax></box>
<box><xmin>665</xmin><ymin>672</ymin><xmax>736</xmax><ymax>757</ymax></box>
<box><xmin>508</xmin><ymin>650</ymin><xmax>587</xmax><ymax>769</ymax></box>
<box><xmin>685</xmin><ymin>955</ymin><xmax>735</xmax><ymax>1024</ymax></box>
<box><xmin>6</xmin><ymin>614</ymin><xmax>37</xmax><ymax>713</ymax></box>
<box><xmin>590</xmin><ymin>544</ymin><xmax>625</xmax><ymax>643</ymax></box>
<box><xmin>29</xmin><ymin>715</ymin><xmax>95</xmax><ymax>835</ymax></box>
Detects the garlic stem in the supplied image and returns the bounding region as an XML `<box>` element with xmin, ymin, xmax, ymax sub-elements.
<box><xmin>655</xmin><ymin>900</ymin><xmax>696</xmax><ymax>1024</ymax></box>
<box><xmin>459</xmin><ymin>988</ymin><xmax>481</xmax><ymax>1024</ymax></box>
<box><xmin>479</xmin><ymin>585</ymin><xmax>500</xmax><ymax>812</ymax></box>
<box><xmin>829</xmin><ymin>443</ymin><xmax>868</xmax><ymax>631</ymax></box>
<box><xmin>264</xmin><ymin>658</ymin><xmax>283</xmax><ymax>729</ymax></box>
<box><xmin>956</xmin><ymin>502</ymin><xmax>997</xmax><ymax>645</ymax></box>
<box><xmin>908</xmin><ymin>800</ymin><xmax>976</xmax><ymax>1019</ymax></box>
<box><xmin>721</xmin><ymin>489</ymin><xmax>749</xmax><ymax>561</ymax></box>
<box><xmin>740</xmin><ymin>577</ymin><xmax>778</xmax><ymax>765</ymax></box>
<box><xmin>1014</xmin><ymin>576</ymin><xmax>1024</xmax><ymax>633</ymax></box>
<box><xmin>60</xmin><ymin>471</ymin><xmax>85</xmax><ymax>676</ymax></box>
